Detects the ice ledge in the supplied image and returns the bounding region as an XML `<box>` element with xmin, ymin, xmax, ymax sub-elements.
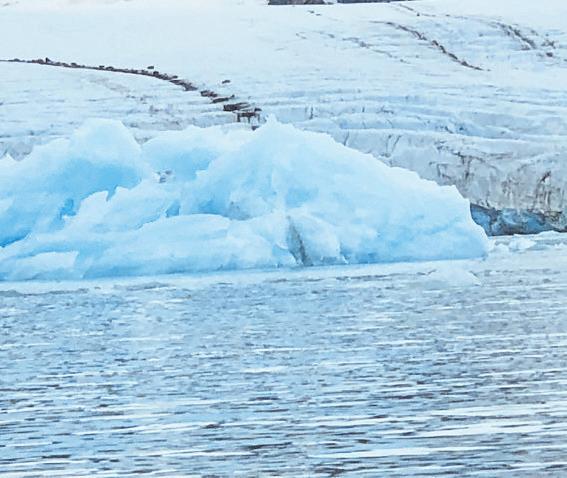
<box><xmin>471</xmin><ymin>204</ymin><xmax>567</xmax><ymax>236</ymax></box>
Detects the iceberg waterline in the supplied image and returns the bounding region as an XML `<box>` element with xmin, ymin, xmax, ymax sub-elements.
<box><xmin>0</xmin><ymin>118</ymin><xmax>488</xmax><ymax>280</ymax></box>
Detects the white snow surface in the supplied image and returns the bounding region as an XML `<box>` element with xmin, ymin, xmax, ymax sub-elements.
<box><xmin>0</xmin><ymin>119</ymin><xmax>487</xmax><ymax>280</ymax></box>
<box><xmin>2</xmin><ymin>0</ymin><xmax>567</xmax><ymax>215</ymax></box>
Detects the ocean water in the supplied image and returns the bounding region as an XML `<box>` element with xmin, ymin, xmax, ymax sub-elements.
<box><xmin>2</xmin><ymin>235</ymin><xmax>567</xmax><ymax>476</ymax></box>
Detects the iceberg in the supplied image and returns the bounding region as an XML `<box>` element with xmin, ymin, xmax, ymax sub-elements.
<box><xmin>0</xmin><ymin>118</ymin><xmax>488</xmax><ymax>280</ymax></box>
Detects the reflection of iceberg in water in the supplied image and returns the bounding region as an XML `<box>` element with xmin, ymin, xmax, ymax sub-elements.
<box><xmin>0</xmin><ymin>117</ymin><xmax>488</xmax><ymax>281</ymax></box>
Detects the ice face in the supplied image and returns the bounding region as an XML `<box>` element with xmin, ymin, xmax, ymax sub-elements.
<box><xmin>0</xmin><ymin>120</ymin><xmax>146</xmax><ymax>248</ymax></box>
<box><xmin>0</xmin><ymin>118</ymin><xmax>488</xmax><ymax>280</ymax></box>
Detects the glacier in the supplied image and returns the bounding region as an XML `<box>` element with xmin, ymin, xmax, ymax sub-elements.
<box><xmin>0</xmin><ymin>118</ymin><xmax>487</xmax><ymax>280</ymax></box>
<box><xmin>2</xmin><ymin>0</ymin><xmax>567</xmax><ymax>234</ymax></box>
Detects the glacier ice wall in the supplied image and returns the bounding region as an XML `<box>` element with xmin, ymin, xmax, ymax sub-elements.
<box><xmin>0</xmin><ymin>118</ymin><xmax>488</xmax><ymax>280</ymax></box>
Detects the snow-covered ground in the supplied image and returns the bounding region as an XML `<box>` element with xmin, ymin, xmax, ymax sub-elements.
<box><xmin>2</xmin><ymin>0</ymin><xmax>567</xmax><ymax>230</ymax></box>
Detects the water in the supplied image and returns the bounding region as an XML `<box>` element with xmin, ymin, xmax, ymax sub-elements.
<box><xmin>2</xmin><ymin>235</ymin><xmax>567</xmax><ymax>476</ymax></box>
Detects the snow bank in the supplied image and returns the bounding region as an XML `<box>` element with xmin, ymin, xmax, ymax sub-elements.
<box><xmin>0</xmin><ymin>118</ymin><xmax>488</xmax><ymax>280</ymax></box>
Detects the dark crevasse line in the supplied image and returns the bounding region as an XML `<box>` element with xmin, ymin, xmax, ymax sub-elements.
<box><xmin>0</xmin><ymin>57</ymin><xmax>263</xmax><ymax>127</ymax></box>
<box><xmin>377</xmin><ymin>22</ymin><xmax>484</xmax><ymax>71</ymax></box>
<box><xmin>395</xmin><ymin>3</ymin><xmax>560</xmax><ymax>62</ymax></box>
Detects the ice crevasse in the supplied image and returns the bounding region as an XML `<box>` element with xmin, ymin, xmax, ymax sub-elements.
<box><xmin>0</xmin><ymin>117</ymin><xmax>489</xmax><ymax>280</ymax></box>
